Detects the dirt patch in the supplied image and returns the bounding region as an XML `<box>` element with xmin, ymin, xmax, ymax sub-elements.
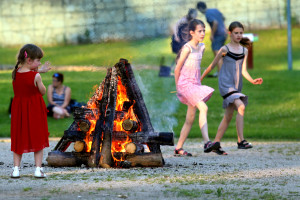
<box><xmin>0</xmin><ymin>139</ymin><xmax>299</xmax><ymax>200</ymax></box>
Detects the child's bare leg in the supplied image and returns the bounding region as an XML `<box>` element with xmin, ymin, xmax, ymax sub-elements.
<box><xmin>176</xmin><ymin>105</ymin><xmax>196</xmax><ymax>149</ymax></box>
<box><xmin>13</xmin><ymin>152</ymin><xmax>22</xmax><ymax>167</ymax></box>
<box><xmin>195</xmin><ymin>101</ymin><xmax>209</xmax><ymax>143</ymax></box>
<box><xmin>34</xmin><ymin>150</ymin><xmax>43</xmax><ymax>167</ymax></box>
<box><xmin>214</xmin><ymin>104</ymin><xmax>235</xmax><ymax>142</ymax></box>
<box><xmin>234</xmin><ymin>99</ymin><xmax>245</xmax><ymax>143</ymax></box>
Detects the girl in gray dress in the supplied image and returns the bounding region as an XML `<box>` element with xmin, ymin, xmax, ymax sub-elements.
<box><xmin>201</xmin><ymin>21</ymin><xmax>263</xmax><ymax>155</ymax></box>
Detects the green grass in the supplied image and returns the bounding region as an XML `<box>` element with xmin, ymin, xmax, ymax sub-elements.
<box><xmin>0</xmin><ymin>28</ymin><xmax>299</xmax><ymax>139</ymax></box>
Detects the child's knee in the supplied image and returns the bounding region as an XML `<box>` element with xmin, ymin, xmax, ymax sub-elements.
<box><xmin>237</xmin><ymin>104</ymin><xmax>245</xmax><ymax>115</ymax></box>
<box><xmin>197</xmin><ymin>102</ymin><xmax>208</xmax><ymax>113</ymax></box>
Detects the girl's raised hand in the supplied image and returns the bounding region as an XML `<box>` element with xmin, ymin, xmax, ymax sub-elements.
<box><xmin>39</xmin><ymin>61</ymin><xmax>51</xmax><ymax>73</ymax></box>
<box><xmin>253</xmin><ymin>78</ymin><xmax>263</xmax><ymax>85</ymax></box>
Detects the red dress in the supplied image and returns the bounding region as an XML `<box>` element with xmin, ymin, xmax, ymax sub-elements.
<box><xmin>11</xmin><ymin>71</ymin><xmax>49</xmax><ymax>154</ymax></box>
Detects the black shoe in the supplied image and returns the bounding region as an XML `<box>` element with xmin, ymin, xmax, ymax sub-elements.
<box><xmin>204</xmin><ymin>141</ymin><xmax>220</xmax><ymax>153</ymax></box>
<box><xmin>237</xmin><ymin>140</ymin><xmax>253</xmax><ymax>149</ymax></box>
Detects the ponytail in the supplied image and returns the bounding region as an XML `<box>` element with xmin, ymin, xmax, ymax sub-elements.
<box><xmin>240</xmin><ymin>37</ymin><xmax>251</xmax><ymax>49</ymax></box>
<box><xmin>12</xmin><ymin>61</ymin><xmax>20</xmax><ymax>80</ymax></box>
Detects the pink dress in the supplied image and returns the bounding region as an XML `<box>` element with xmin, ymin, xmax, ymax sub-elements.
<box><xmin>177</xmin><ymin>43</ymin><xmax>214</xmax><ymax>106</ymax></box>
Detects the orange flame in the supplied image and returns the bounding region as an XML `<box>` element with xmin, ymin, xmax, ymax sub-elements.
<box><xmin>83</xmin><ymin>76</ymin><xmax>140</xmax><ymax>163</ymax></box>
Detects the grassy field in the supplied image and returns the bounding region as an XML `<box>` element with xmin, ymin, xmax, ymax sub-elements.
<box><xmin>0</xmin><ymin>28</ymin><xmax>299</xmax><ymax>140</ymax></box>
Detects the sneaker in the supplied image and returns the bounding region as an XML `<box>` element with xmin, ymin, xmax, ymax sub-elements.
<box><xmin>204</xmin><ymin>141</ymin><xmax>220</xmax><ymax>153</ymax></box>
<box><xmin>34</xmin><ymin>167</ymin><xmax>47</xmax><ymax>178</ymax></box>
<box><xmin>237</xmin><ymin>140</ymin><xmax>253</xmax><ymax>149</ymax></box>
<box><xmin>11</xmin><ymin>166</ymin><xmax>20</xmax><ymax>178</ymax></box>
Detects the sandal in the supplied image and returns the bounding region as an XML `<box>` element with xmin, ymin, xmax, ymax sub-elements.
<box><xmin>237</xmin><ymin>140</ymin><xmax>253</xmax><ymax>149</ymax></box>
<box><xmin>212</xmin><ymin>146</ymin><xmax>228</xmax><ymax>155</ymax></box>
<box><xmin>204</xmin><ymin>141</ymin><xmax>220</xmax><ymax>153</ymax></box>
<box><xmin>174</xmin><ymin>148</ymin><xmax>192</xmax><ymax>157</ymax></box>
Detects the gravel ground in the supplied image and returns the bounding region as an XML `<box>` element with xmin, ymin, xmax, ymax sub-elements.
<box><xmin>0</xmin><ymin>138</ymin><xmax>299</xmax><ymax>200</ymax></box>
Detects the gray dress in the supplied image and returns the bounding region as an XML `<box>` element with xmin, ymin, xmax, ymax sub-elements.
<box><xmin>218</xmin><ymin>45</ymin><xmax>248</xmax><ymax>109</ymax></box>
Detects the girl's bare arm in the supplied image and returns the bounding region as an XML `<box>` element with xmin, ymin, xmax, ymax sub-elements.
<box><xmin>47</xmin><ymin>85</ymin><xmax>57</xmax><ymax>105</ymax></box>
<box><xmin>174</xmin><ymin>46</ymin><xmax>190</xmax><ymax>85</ymax></box>
<box><xmin>201</xmin><ymin>47</ymin><xmax>226</xmax><ymax>81</ymax></box>
<box><xmin>35</xmin><ymin>73</ymin><xmax>46</xmax><ymax>95</ymax></box>
<box><xmin>61</xmin><ymin>87</ymin><xmax>71</xmax><ymax>108</ymax></box>
<box><xmin>241</xmin><ymin>49</ymin><xmax>263</xmax><ymax>84</ymax></box>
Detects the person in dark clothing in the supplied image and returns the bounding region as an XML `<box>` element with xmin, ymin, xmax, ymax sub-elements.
<box><xmin>197</xmin><ymin>1</ymin><xmax>227</xmax><ymax>77</ymax></box>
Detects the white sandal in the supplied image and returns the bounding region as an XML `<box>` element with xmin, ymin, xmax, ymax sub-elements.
<box><xmin>11</xmin><ymin>166</ymin><xmax>20</xmax><ymax>178</ymax></box>
<box><xmin>34</xmin><ymin>167</ymin><xmax>47</xmax><ymax>178</ymax></box>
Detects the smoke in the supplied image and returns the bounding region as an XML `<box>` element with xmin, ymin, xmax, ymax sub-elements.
<box><xmin>133</xmin><ymin>68</ymin><xmax>179</xmax><ymax>132</ymax></box>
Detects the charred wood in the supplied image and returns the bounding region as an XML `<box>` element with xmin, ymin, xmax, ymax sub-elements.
<box><xmin>99</xmin><ymin>67</ymin><xmax>118</xmax><ymax>168</ymax></box>
<box><xmin>78</xmin><ymin>120</ymin><xmax>91</xmax><ymax>132</ymax></box>
<box><xmin>122</xmin><ymin>119</ymin><xmax>138</xmax><ymax>132</ymax></box>
<box><xmin>112</xmin><ymin>131</ymin><xmax>174</xmax><ymax>146</ymax></box>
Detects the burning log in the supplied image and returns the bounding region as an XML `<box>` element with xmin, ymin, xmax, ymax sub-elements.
<box><xmin>74</xmin><ymin>141</ymin><xmax>86</xmax><ymax>152</ymax></box>
<box><xmin>99</xmin><ymin>67</ymin><xmax>118</xmax><ymax>168</ymax></box>
<box><xmin>78</xmin><ymin>120</ymin><xmax>90</xmax><ymax>132</ymax></box>
<box><xmin>125</xmin><ymin>142</ymin><xmax>144</xmax><ymax>154</ymax></box>
<box><xmin>122</xmin><ymin>119</ymin><xmax>138</xmax><ymax>132</ymax></box>
<box><xmin>112</xmin><ymin>131</ymin><xmax>173</xmax><ymax>145</ymax></box>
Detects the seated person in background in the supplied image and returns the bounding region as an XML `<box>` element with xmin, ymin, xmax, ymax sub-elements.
<box><xmin>47</xmin><ymin>73</ymin><xmax>71</xmax><ymax>119</ymax></box>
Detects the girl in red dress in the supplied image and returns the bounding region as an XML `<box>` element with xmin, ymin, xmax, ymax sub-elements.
<box><xmin>11</xmin><ymin>44</ymin><xmax>51</xmax><ymax>178</ymax></box>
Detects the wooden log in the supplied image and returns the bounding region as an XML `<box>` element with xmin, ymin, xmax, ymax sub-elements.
<box><xmin>99</xmin><ymin>67</ymin><xmax>118</xmax><ymax>168</ymax></box>
<box><xmin>74</xmin><ymin>141</ymin><xmax>86</xmax><ymax>152</ymax></box>
<box><xmin>112</xmin><ymin>131</ymin><xmax>174</xmax><ymax>146</ymax></box>
<box><xmin>124</xmin><ymin>142</ymin><xmax>136</xmax><ymax>154</ymax></box>
<box><xmin>122</xmin><ymin>119</ymin><xmax>138</xmax><ymax>132</ymax></box>
<box><xmin>115</xmin><ymin>59</ymin><xmax>154</xmax><ymax>133</ymax></box>
<box><xmin>124</xmin><ymin>142</ymin><xmax>144</xmax><ymax>154</ymax></box>
<box><xmin>125</xmin><ymin>153</ymin><xmax>163</xmax><ymax>167</ymax></box>
<box><xmin>90</xmin><ymin>68</ymin><xmax>112</xmax><ymax>167</ymax></box>
<box><xmin>79</xmin><ymin>120</ymin><xmax>90</xmax><ymax>132</ymax></box>
<box><xmin>46</xmin><ymin>151</ymin><xmax>89</xmax><ymax>167</ymax></box>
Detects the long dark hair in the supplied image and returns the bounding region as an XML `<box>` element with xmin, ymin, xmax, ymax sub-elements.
<box><xmin>12</xmin><ymin>44</ymin><xmax>44</xmax><ymax>80</ymax></box>
<box><xmin>176</xmin><ymin>19</ymin><xmax>205</xmax><ymax>63</ymax></box>
<box><xmin>228</xmin><ymin>21</ymin><xmax>251</xmax><ymax>48</ymax></box>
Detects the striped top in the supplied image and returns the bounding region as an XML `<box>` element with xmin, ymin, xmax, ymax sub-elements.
<box><xmin>52</xmin><ymin>86</ymin><xmax>66</xmax><ymax>106</ymax></box>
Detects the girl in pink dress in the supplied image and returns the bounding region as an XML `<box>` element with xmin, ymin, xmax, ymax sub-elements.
<box><xmin>174</xmin><ymin>19</ymin><xmax>219</xmax><ymax>156</ymax></box>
